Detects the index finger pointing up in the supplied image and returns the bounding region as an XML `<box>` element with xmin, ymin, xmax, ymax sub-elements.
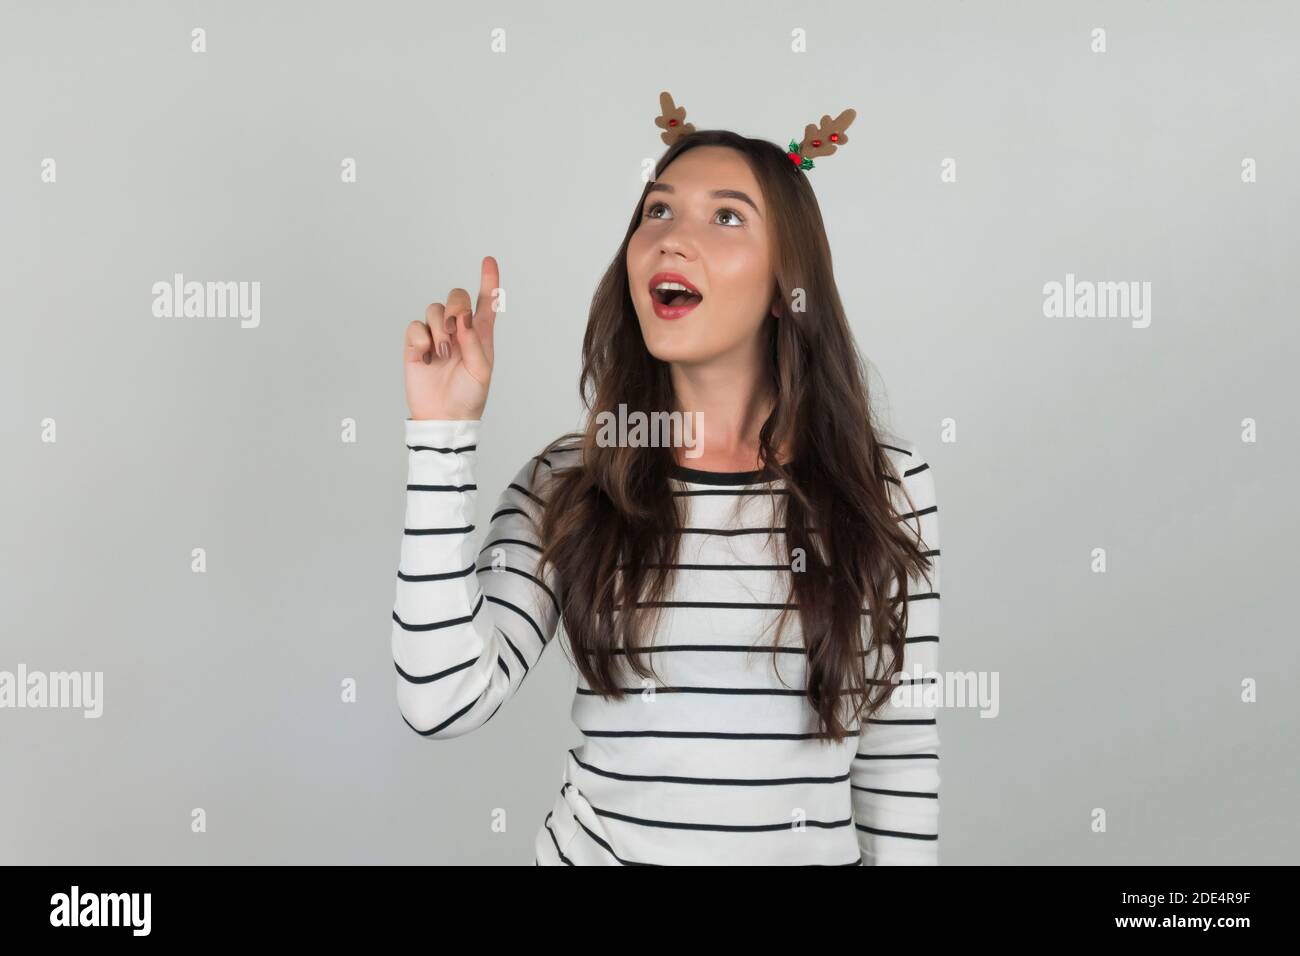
<box><xmin>474</xmin><ymin>255</ymin><xmax>501</xmax><ymax>325</ymax></box>
<box><xmin>473</xmin><ymin>256</ymin><xmax>501</xmax><ymax>364</ymax></box>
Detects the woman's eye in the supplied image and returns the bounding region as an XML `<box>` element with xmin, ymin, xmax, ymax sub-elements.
<box><xmin>642</xmin><ymin>201</ymin><xmax>745</xmax><ymax>227</ymax></box>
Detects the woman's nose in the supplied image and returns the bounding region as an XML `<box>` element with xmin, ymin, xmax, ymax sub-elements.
<box><xmin>658</xmin><ymin>222</ymin><xmax>700</xmax><ymax>257</ymax></box>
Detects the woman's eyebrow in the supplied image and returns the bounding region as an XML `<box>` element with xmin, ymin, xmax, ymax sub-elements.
<box><xmin>646</xmin><ymin>181</ymin><xmax>763</xmax><ymax>218</ymax></box>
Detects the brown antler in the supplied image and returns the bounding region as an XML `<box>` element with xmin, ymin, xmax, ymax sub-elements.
<box><xmin>655</xmin><ymin>91</ymin><xmax>696</xmax><ymax>146</ymax></box>
<box><xmin>798</xmin><ymin>109</ymin><xmax>857</xmax><ymax>158</ymax></box>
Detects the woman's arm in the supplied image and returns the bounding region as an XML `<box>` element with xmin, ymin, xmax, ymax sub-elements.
<box><xmin>391</xmin><ymin>417</ymin><xmax>561</xmax><ymax>737</ymax></box>
<box><xmin>395</xmin><ymin>257</ymin><xmax>565</xmax><ymax>736</ymax></box>
<box><xmin>851</xmin><ymin>444</ymin><xmax>942</xmax><ymax>864</ymax></box>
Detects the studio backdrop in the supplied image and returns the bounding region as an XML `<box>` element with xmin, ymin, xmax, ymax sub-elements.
<box><xmin>2</xmin><ymin>0</ymin><xmax>1296</xmax><ymax>864</ymax></box>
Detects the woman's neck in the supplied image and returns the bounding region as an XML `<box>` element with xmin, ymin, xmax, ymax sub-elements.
<box><xmin>669</xmin><ymin>351</ymin><xmax>780</xmax><ymax>471</ymax></box>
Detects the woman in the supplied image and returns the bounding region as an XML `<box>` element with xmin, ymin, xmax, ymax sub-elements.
<box><xmin>393</xmin><ymin>124</ymin><xmax>941</xmax><ymax>866</ymax></box>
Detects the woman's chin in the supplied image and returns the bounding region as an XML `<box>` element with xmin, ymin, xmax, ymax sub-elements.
<box><xmin>641</xmin><ymin>335</ymin><xmax>702</xmax><ymax>365</ymax></box>
<box><xmin>638</xmin><ymin>318</ymin><xmax>733</xmax><ymax>366</ymax></box>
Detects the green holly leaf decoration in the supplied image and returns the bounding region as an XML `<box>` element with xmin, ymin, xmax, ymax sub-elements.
<box><xmin>787</xmin><ymin>139</ymin><xmax>815</xmax><ymax>171</ymax></box>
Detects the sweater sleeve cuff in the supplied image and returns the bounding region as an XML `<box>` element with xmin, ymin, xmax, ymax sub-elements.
<box><xmin>404</xmin><ymin>417</ymin><xmax>481</xmax><ymax>447</ymax></box>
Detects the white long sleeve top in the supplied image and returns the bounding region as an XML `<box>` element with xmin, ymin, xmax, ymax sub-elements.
<box><xmin>391</xmin><ymin>418</ymin><xmax>942</xmax><ymax>865</ymax></box>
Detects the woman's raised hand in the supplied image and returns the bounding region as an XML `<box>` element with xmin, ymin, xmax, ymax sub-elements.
<box><xmin>404</xmin><ymin>255</ymin><xmax>501</xmax><ymax>421</ymax></box>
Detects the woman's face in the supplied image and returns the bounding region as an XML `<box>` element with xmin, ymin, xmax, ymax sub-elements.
<box><xmin>627</xmin><ymin>146</ymin><xmax>778</xmax><ymax>367</ymax></box>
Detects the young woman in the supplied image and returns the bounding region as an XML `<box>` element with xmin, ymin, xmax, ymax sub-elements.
<box><xmin>393</xmin><ymin>127</ymin><xmax>942</xmax><ymax>866</ymax></box>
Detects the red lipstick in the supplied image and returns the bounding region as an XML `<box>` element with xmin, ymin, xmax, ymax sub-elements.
<box><xmin>648</xmin><ymin>271</ymin><xmax>703</xmax><ymax>320</ymax></box>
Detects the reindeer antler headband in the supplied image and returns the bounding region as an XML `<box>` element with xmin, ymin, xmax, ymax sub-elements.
<box><xmin>654</xmin><ymin>91</ymin><xmax>857</xmax><ymax>171</ymax></box>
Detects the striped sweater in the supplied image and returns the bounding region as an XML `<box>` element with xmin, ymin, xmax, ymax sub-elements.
<box><xmin>391</xmin><ymin>417</ymin><xmax>942</xmax><ymax>865</ymax></box>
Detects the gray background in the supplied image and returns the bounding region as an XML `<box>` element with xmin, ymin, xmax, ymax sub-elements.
<box><xmin>2</xmin><ymin>0</ymin><xmax>1297</xmax><ymax>864</ymax></box>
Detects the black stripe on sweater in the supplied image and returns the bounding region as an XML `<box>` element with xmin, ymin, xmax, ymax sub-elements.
<box><xmin>475</xmin><ymin>563</ymin><xmax>560</xmax><ymax>616</ymax></box>
<box><xmin>854</xmin><ymin>823</ymin><xmax>938</xmax><ymax>841</ymax></box>
<box><xmin>392</xmin><ymin>593</ymin><xmax>485</xmax><ymax>631</ymax></box>
<box><xmin>407</xmin><ymin>442</ymin><xmax>476</xmax><ymax>453</ymax></box>
<box><xmin>398</xmin><ymin>563</ymin><xmax>475</xmax><ymax>582</ymax></box>
<box><xmin>394</xmin><ymin>654</ymin><xmax>479</xmax><ymax>685</ymax></box>
<box><xmin>400</xmin><ymin>688</ymin><xmax>483</xmax><ymax>736</ymax></box>
<box><xmin>485</xmin><ymin>594</ymin><xmax>548</xmax><ymax>647</ymax></box>
<box><xmin>570</xmin><ymin>748</ymin><xmax>850</xmax><ymax>787</ymax></box>
<box><xmin>584</xmin><ymin>728</ymin><xmax>860</xmax><ymax>741</ymax></box>
<box><xmin>542</xmin><ymin>810</ymin><xmax>575</xmax><ymax>866</ymax></box>
<box><xmin>851</xmin><ymin>785</ymin><xmax>939</xmax><ymax>799</ymax></box>
<box><xmin>590</xmin><ymin>802</ymin><xmax>854</xmax><ymax>833</ymax></box>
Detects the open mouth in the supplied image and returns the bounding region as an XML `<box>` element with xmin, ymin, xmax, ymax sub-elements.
<box><xmin>649</xmin><ymin>274</ymin><xmax>704</xmax><ymax>314</ymax></box>
<box><xmin>653</xmin><ymin>286</ymin><xmax>703</xmax><ymax>308</ymax></box>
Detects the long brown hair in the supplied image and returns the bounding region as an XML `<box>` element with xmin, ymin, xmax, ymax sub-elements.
<box><xmin>532</xmin><ymin>129</ymin><xmax>934</xmax><ymax>741</ymax></box>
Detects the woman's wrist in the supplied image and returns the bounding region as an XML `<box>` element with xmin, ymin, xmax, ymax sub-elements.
<box><xmin>405</xmin><ymin>417</ymin><xmax>482</xmax><ymax>441</ymax></box>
